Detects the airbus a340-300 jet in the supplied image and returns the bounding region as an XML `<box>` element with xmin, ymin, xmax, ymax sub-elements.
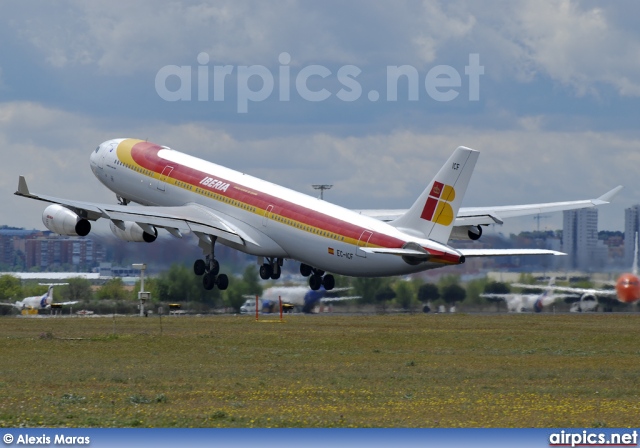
<box><xmin>16</xmin><ymin>139</ymin><xmax>621</xmax><ymax>291</ymax></box>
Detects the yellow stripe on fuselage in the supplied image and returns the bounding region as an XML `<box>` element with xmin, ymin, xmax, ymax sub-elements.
<box><xmin>110</xmin><ymin>139</ymin><xmax>456</xmax><ymax>262</ymax></box>
<box><xmin>115</xmin><ymin>138</ymin><xmax>144</xmax><ymax>167</ymax></box>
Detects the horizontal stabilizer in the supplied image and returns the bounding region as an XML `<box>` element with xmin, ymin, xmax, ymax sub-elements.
<box><xmin>358</xmin><ymin>247</ymin><xmax>432</xmax><ymax>259</ymax></box>
<box><xmin>458</xmin><ymin>248</ymin><xmax>565</xmax><ymax>257</ymax></box>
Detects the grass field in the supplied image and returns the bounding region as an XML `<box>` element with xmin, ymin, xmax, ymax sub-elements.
<box><xmin>0</xmin><ymin>313</ymin><xmax>638</xmax><ymax>428</ymax></box>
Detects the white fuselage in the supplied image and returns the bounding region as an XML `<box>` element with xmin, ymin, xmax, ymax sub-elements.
<box><xmin>16</xmin><ymin>292</ymin><xmax>51</xmax><ymax>309</ymax></box>
<box><xmin>89</xmin><ymin>139</ymin><xmax>462</xmax><ymax>277</ymax></box>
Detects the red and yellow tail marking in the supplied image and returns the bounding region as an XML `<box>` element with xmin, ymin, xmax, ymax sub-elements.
<box><xmin>420</xmin><ymin>181</ymin><xmax>456</xmax><ymax>226</ymax></box>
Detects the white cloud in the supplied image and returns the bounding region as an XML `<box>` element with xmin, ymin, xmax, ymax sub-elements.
<box><xmin>9</xmin><ymin>0</ymin><xmax>640</xmax><ymax>99</ymax></box>
<box><xmin>512</xmin><ymin>1</ymin><xmax>640</xmax><ymax>96</ymax></box>
<box><xmin>464</xmin><ymin>0</ymin><xmax>640</xmax><ymax>96</ymax></box>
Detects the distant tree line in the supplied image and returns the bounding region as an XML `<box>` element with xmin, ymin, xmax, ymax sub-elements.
<box><xmin>3</xmin><ymin>263</ymin><xmax>629</xmax><ymax>315</ymax></box>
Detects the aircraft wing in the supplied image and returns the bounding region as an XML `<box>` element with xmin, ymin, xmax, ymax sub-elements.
<box><xmin>54</xmin><ymin>301</ymin><xmax>79</xmax><ymax>306</ymax></box>
<box><xmin>16</xmin><ymin>176</ymin><xmax>254</xmax><ymax>246</ymax></box>
<box><xmin>510</xmin><ymin>284</ymin><xmax>617</xmax><ymax>296</ymax></box>
<box><xmin>0</xmin><ymin>302</ymin><xmax>20</xmax><ymax>309</ymax></box>
<box><xmin>355</xmin><ymin>185</ymin><xmax>623</xmax><ymax>226</ymax></box>
<box><xmin>320</xmin><ymin>295</ymin><xmax>361</xmax><ymax>303</ymax></box>
<box><xmin>479</xmin><ymin>293</ymin><xmax>513</xmax><ymax>300</ymax></box>
<box><xmin>480</xmin><ymin>292</ymin><xmax>574</xmax><ymax>300</ymax></box>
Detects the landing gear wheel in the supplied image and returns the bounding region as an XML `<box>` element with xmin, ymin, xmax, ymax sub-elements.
<box><xmin>259</xmin><ymin>264</ymin><xmax>273</xmax><ymax>280</ymax></box>
<box><xmin>270</xmin><ymin>264</ymin><xmax>281</xmax><ymax>280</ymax></box>
<box><xmin>300</xmin><ymin>263</ymin><xmax>312</xmax><ymax>277</ymax></box>
<box><xmin>209</xmin><ymin>259</ymin><xmax>220</xmax><ymax>276</ymax></box>
<box><xmin>216</xmin><ymin>274</ymin><xmax>229</xmax><ymax>291</ymax></box>
<box><xmin>309</xmin><ymin>274</ymin><xmax>322</xmax><ymax>291</ymax></box>
<box><xmin>313</xmin><ymin>268</ymin><xmax>325</xmax><ymax>277</ymax></box>
<box><xmin>322</xmin><ymin>274</ymin><xmax>335</xmax><ymax>291</ymax></box>
<box><xmin>203</xmin><ymin>273</ymin><xmax>216</xmax><ymax>290</ymax></box>
<box><xmin>194</xmin><ymin>259</ymin><xmax>206</xmax><ymax>276</ymax></box>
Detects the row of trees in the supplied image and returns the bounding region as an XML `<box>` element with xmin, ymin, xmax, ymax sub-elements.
<box><xmin>1</xmin><ymin>265</ymin><xmax>556</xmax><ymax>315</ymax></box>
<box><xmin>349</xmin><ymin>276</ymin><xmax>467</xmax><ymax>311</ymax></box>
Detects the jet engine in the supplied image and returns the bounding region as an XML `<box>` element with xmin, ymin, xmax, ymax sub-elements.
<box><xmin>109</xmin><ymin>221</ymin><xmax>157</xmax><ymax>243</ymax></box>
<box><xmin>42</xmin><ymin>204</ymin><xmax>91</xmax><ymax>236</ymax></box>
<box><xmin>449</xmin><ymin>225</ymin><xmax>482</xmax><ymax>241</ymax></box>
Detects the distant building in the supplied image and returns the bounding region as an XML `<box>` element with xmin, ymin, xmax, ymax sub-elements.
<box><xmin>624</xmin><ymin>205</ymin><xmax>640</xmax><ymax>266</ymax></box>
<box><xmin>0</xmin><ymin>227</ymin><xmax>43</xmax><ymax>268</ymax></box>
<box><xmin>562</xmin><ymin>209</ymin><xmax>606</xmax><ymax>270</ymax></box>
<box><xmin>24</xmin><ymin>236</ymin><xmax>103</xmax><ymax>270</ymax></box>
<box><xmin>98</xmin><ymin>262</ymin><xmax>139</xmax><ymax>278</ymax></box>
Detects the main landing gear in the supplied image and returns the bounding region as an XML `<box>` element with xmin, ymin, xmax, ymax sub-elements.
<box><xmin>300</xmin><ymin>263</ymin><xmax>335</xmax><ymax>291</ymax></box>
<box><xmin>259</xmin><ymin>258</ymin><xmax>283</xmax><ymax>280</ymax></box>
<box><xmin>193</xmin><ymin>237</ymin><xmax>228</xmax><ymax>291</ymax></box>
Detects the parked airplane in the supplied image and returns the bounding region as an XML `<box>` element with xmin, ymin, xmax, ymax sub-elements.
<box><xmin>15</xmin><ymin>139</ymin><xmax>621</xmax><ymax>291</ymax></box>
<box><xmin>512</xmin><ymin>234</ymin><xmax>640</xmax><ymax>305</ymax></box>
<box><xmin>481</xmin><ymin>278</ymin><xmax>571</xmax><ymax>312</ymax></box>
<box><xmin>0</xmin><ymin>285</ymin><xmax>76</xmax><ymax>310</ymax></box>
<box><xmin>569</xmin><ymin>295</ymin><xmax>599</xmax><ymax>312</ymax></box>
<box><xmin>241</xmin><ymin>285</ymin><xmax>359</xmax><ymax>314</ymax></box>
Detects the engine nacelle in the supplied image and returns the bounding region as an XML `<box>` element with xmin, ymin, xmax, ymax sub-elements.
<box><xmin>449</xmin><ymin>225</ymin><xmax>482</xmax><ymax>241</ymax></box>
<box><xmin>109</xmin><ymin>221</ymin><xmax>157</xmax><ymax>243</ymax></box>
<box><xmin>42</xmin><ymin>204</ymin><xmax>91</xmax><ymax>236</ymax></box>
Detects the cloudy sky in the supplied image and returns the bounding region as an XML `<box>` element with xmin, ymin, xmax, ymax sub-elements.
<box><xmin>1</xmin><ymin>0</ymin><xmax>639</xmax><ymax>236</ymax></box>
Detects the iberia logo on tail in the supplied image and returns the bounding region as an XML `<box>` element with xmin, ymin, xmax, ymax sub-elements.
<box><xmin>420</xmin><ymin>181</ymin><xmax>456</xmax><ymax>226</ymax></box>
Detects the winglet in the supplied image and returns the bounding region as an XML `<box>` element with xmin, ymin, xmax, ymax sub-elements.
<box><xmin>593</xmin><ymin>185</ymin><xmax>623</xmax><ymax>205</ymax></box>
<box><xmin>16</xmin><ymin>176</ymin><xmax>30</xmax><ymax>196</ymax></box>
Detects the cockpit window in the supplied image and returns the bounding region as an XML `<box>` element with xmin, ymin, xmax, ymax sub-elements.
<box><xmin>95</xmin><ymin>146</ymin><xmax>100</xmax><ymax>153</ymax></box>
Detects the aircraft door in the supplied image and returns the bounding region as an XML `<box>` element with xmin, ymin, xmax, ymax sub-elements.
<box><xmin>263</xmin><ymin>205</ymin><xmax>274</xmax><ymax>227</ymax></box>
<box><xmin>157</xmin><ymin>166</ymin><xmax>174</xmax><ymax>191</ymax></box>
<box><xmin>356</xmin><ymin>230</ymin><xmax>373</xmax><ymax>258</ymax></box>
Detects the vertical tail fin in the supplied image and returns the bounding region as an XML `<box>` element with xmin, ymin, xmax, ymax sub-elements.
<box><xmin>391</xmin><ymin>146</ymin><xmax>479</xmax><ymax>244</ymax></box>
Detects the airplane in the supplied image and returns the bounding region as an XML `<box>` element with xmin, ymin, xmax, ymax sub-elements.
<box><xmin>15</xmin><ymin>138</ymin><xmax>622</xmax><ymax>292</ymax></box>
<box><xmin>0</xmin><ymin>284</ymin><xmax>76</xmax><ymax>311</ymax></box>
<box><xmin>480</xmin><ymin>278</ymin><xmax>572</xmax><ymax>312</ymax></box>
<box><xmin>512</xmin><ymin>233</ymin><xmax>640</xmax><ymax>306</ymax></box>
<box><xmin>241</xmin><ymin>285</ymin><xmax>359</xmax><ymax>314</ymax></box>
<box><xmin>569</xmin><ymin>294</ymin><xmax>599</xmax><ymax>312</ymax></box>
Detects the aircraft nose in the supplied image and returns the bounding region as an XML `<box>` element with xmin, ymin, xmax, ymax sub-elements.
<box><xmin>90</xmin><ymin>140</ymin><xmax>117</xmax><ymax>164</ymax></box>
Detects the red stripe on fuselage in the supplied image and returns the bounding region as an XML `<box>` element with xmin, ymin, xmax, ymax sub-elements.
<box><xmin>127</xmin><ymin>142</ymin><xmax>458</xmax><ymax>262</ymax></box>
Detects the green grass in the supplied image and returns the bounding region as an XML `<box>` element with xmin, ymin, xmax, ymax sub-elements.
<box><xmin>0</xmin><ymin>313</ymin><xmax>638</xmax><ymax>427</ymax></box>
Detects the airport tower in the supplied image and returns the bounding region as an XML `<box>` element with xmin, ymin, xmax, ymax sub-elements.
<box><xmin>624</xmin><ymin>205</ymin><xmax>640</xmax><ymax>266</ymax></box>
<box><xmin>562</xmin><ymin>208</ymin><xmax>603</xmax><ymax>271</ymax></box>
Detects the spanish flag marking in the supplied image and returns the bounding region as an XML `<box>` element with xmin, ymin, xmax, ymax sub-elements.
<box><xmin>328</xmin><ymin>247</ymin><xmax>335</xmax><ymax>255</ymax></box>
